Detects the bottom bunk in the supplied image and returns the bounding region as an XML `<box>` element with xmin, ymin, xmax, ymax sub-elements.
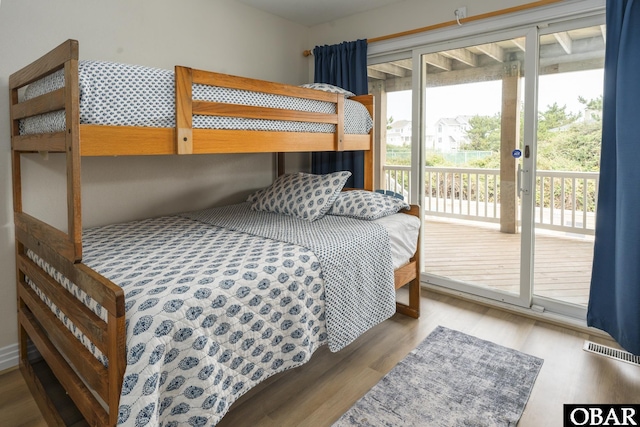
<box><xmin>16</xmin><ymin>183</ymin><xmax>421</xmax><ymax>426</ymax></box>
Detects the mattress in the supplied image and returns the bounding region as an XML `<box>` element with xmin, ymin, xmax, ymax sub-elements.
<box><xmin>20</xmin><ymin>60</ymin><xmax>373</xmax><ymax>135</ymax></box>
<box><xmin>25</xmin><ymin>204</ymin><xmax>415</xmax><ymax>426</ymax></box>
<box><xmin>374</xmin><ymin>212</ymin><xmax>421</xmax><ymax>269</ymax></box>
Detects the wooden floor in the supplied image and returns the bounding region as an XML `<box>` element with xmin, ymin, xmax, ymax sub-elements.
<box><xmin>1</xmin><ymin>291</ymin><xmax>638</xmax><ymax>427</ymax></box>
<box><xmin>424</xmin><ymin>217</ymin><xmax>595</xmax><ymax>305</ymax></box>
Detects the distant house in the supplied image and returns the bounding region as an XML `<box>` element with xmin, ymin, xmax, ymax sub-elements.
<box><xmin>433</xmin><ymin>116</ymin><xmax>472</xmax><ymax>152</ymax></box>
<box><xmin>386</xmin><ymin>119</ymin><xmax>412</xmax><ymax>146</ymax></box>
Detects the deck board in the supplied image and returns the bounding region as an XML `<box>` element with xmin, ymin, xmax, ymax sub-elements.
<box><xmin>422</xmin><ymin>217</ymin><xmax>595</xmax><ymax>306</ymax></box>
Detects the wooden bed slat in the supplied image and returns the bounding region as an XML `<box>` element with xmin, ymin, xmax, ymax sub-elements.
<box><xmin>9</xmin><ymin>40</ymin><xmax>78</xmax><ymax>90</ymax></box>
<box><xmin>192</xmin><ymin>101</ymin><xmax>339</xmax><ymax>124</ymax></box>
<box><xmin>192</xmin><ymin>130</ymin><xmax>370</xmax><ymax>154</ymax></box>
<box><xmin>12</xmin><ymin>131</ymin><xmax>67</xmax><ymax>153</ymax></box>
<box><xmin>18</xmin><ymin>308</ymin><xmax>109</xmax><ymax>427</ymax></box>
<box><xmin>18</xmin><ymin>283</ymin><xmax>110</xmax><ymax>402</ymax></box>
<box><xmin>11</xmin><ymin>88</ymin><xmax>65</xmax><ymax>121</ymax></box>
<box><xmin>80</xmin><ymin>125</ymin><xmax>176</xmax><ymax>156</ymax></box>
<box><xmin>77</xmin><ymin>126</ymin><xmax>371</xmax><ymax>156</ymax></box>
<box><xmin>19</xmin><ymin>359</ymin><xmax>67</xmax><ymax>427</ymax></box>
<box><xmin>15</xmin><ymin>212</ymin><xmax>77</xmax><ymax>262</ymax></box>
<box><xmin>192</xmin><ymin>68</ymin><xmax>340</xmax><ymax>103</ymax></box>
<box><xmin>18</xmin><ymin>254</ymin><xmax>109</xmax><ymax>355</ymax></box>
<box><xmin>394</xmin><ymin>260</ymin><xmax>417</xmax><ymax>289</ymax></box>
<box><xmin>16</xmin><ymin>226</ymin><xmax>125</xmax><ymax>317</ymax></box>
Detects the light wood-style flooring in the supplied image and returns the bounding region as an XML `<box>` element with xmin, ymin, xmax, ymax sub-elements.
<box><xmin>1</xmin><ymin>291</ymin><xmax>638</xmax><ymax>427</ymax></box>
<box><xmin>424</xmin><ymin>217</ymin><xmax>595</xmax><ymax>306</ymax></box>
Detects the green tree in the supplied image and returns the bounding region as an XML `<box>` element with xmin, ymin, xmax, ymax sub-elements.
<box><xmin>461</xmin><ymin>114</ymin><xmax>501</xmax><ymax>152</ymax></box>
<box><xmin>537</xmin><ymin>102</ymin><xmax>580</xmax><ymax>134</ymax></box>
<box><xmin>537</xmin><ymin>97</ymin><xmax>602</xmax><ymax>172</ymax></box>
<box><xmin>578</xmin><ymin>95</ymin><xmax>603</xmax><ymax>122</ymax></box>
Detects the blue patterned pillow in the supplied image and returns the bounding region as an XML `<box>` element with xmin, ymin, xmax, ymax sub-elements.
<box><xmin>300</xmin><ymin>83</ymin><xmax>356</xmax><ymax>98</ymax></box>
<box><xmin>251</xmin><ymin>171</ymin><xmax>352</xmax><ymax>221</ymax></box>
<box><xmin>327</xmin><ymin>190</ymin><xmax>410</xmax><ymax>220</ymax></box>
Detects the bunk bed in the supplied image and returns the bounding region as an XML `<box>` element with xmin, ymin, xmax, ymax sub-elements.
<box><xmin>9</xmin><ymin>39</ymin><xmax>421</xmax><ymax>426</ymax></box>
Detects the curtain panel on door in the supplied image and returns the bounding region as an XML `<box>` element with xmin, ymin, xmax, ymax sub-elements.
<box><xmin>311</xmin><ymin>39</ymin><xmax>368</xmax><ymax>188</ymax></box>
<box><xmin>588</xmin><ymin>0</ymin><xmax>640</xmax><ymax>356</ymax></box>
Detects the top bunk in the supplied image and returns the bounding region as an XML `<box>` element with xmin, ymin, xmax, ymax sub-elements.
<box><xmin>9</xmin><ymin>39</ymin><xmax>374</xmax><ymax>157</ymax></box>
<box><xmin>9</xmin><ymin>39</ymin><xmax>376</xmax><ymax>263</ymax></box>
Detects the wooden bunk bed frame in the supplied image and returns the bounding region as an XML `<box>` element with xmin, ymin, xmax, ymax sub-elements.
<box><xmin>9</xmin><ymin>39</ymin><xmax>421</xmax><ymax>426</ymax></box>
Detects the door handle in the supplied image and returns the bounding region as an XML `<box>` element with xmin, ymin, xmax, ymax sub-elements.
<box><xmin>518</xmin><ymin>163</ymin><xmax>530</xmax><ymax>196</ymax></box>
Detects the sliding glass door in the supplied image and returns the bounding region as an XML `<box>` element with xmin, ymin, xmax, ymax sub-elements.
<box><xmin>414</xmin><ymin>29</ymin><xmax>532</xmax><ymax>307</ymax></box>
<box><xmin>369</xmin><ymin>7</ymin><xmax>606</xmax><ymax>319</ymax></box>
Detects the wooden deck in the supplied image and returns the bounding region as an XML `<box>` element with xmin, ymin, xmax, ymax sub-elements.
<box><xmin>422</xmin><ymin>217</ymin><xmax>595</xmax><ymax>306</ymax></box>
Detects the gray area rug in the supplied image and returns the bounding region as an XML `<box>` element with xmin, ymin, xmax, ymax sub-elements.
<box><xmin>333</xmin><ymin>326</ymin><xmax>543</xmax><ymax>427</ymax></box>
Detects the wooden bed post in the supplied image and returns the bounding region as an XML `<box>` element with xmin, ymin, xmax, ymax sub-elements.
<box><xmin>65</xmin><ymin>56</ymin><xmax>83</xmax><ymax>260</ymax></box>
<box><xmin>364</xmin><ymin>129</ymin><xmax>375</xmax><ymax>191</ymax></box>
<box><xmin>350</xmin><ymin>94</ymin><xmax>375</xmax><ymax>191</ymax></box>
<box><xmin>175</xmin><ymin>66</ymin><xmax>194</xmax><ymax>155</ymax></box>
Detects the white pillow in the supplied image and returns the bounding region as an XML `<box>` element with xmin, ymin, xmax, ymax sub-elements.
<box><xmin>250</xmin><ymin>171</ymin><xmax>352</xmax><ymax>221</ymax></box>
<box><xmin>327</xmin><ymin>190</ymin><xmax>410</xmax><ymax>220</ymax></box>
<box><xmin>300</xmin><ymin>83</ymin><xmax>356</xmax><ymax>98</ymax></box>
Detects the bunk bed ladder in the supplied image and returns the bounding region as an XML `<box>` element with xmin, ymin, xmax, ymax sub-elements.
<box><xmin>10</xmin><ymin>39</ymin><xmax>126</xmax><ymax>427</ymax></box>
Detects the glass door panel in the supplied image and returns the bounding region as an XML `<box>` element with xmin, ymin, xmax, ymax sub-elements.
<box><xmin>418</xmin><ymin>34</ymin><xmax>528</xmax><ymax>306</ymax></box>
<box><xmin>367</xmin><ymin>57</ymin><xmax>414</xmax><ymax>200</ymax></box>
<box><xmin>533</xmin><ymin>22</ymin><xmax>605</xmax><ymax>313</ymax></box>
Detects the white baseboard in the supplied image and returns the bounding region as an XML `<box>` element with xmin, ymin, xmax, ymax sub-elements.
<box><xmin>0</xmin><ymin>343</ymin><xmax>19</xmax><ymax>373</ymax></box>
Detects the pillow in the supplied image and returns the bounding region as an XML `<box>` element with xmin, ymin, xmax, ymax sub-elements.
<box><xmin>327</xmin><ymin>190</ymin><xmax>410</xmax><ymax>220</ymax></box>
<box><xmin>251</xmin><ymin>171</ymin><xmax>352</xmax><ymax>221</ymax></box>
<box><xmin>246</xmin><ymin>187</ymin><xmax>266</xmax><ymax>204</ymax></box>
<box><xmin>300</xmin><ymin>83</ymin><xmax>356</xmax><ymax>98</ymax></box>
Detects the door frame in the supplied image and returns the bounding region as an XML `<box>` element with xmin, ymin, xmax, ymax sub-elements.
<box><xmin>412</xmin><ymin>27</ymin><xmax>537</xmax><ymax>308</ymax></box>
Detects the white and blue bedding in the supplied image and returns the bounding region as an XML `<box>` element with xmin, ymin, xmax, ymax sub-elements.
<box><xmin>20</xmin><ymin>60</ymin><xmax>373</xmax><ymax>136</ymax></box>
<box><xmin>26</xmin><ymin>203</ymin><xmax>397</xmax><ymax>426</ymax></box>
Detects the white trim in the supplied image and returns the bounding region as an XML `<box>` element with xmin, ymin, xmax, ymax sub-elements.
<box><xmin>423</xmin><ymin>282</ymin><xmax>610</xmax><ymax>339</ymax></box>
<box><xmin>368</xmin><ymin>0</ymin><xmax>604</xmax><ymax>58</ymax></box>
<box><xmin>0</xmin><ymin>343</ymin><xmax>19</xmax><ymax>373</ymax></box>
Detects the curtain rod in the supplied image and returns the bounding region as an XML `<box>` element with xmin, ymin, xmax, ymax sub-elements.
<box><xmin>303</xmin><ymin>0</ymin><xmax>564</xmax><ymax>56</ymax></box>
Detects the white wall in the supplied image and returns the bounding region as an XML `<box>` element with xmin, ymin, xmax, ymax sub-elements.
<box><xmin>308</xmin><ymin>0</ymin><xmax>535</xmax><ymax>47</ymax></box>
<box><xmin>0</xmin><ymin>0</ymin><xmax>310</xmax><ymax>352</ymax></box>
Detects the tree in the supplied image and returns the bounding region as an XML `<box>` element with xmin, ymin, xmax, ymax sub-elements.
<box><xmin>461</xmin><ymin>97</ymin><xmax>601</xmax><ymax>172</ymax></box>
<box><xmin>537</xmin><ymin>102</ymin><xmax>580</xmax><ymax>134</ymax></box>
<box><xmin>461</xmin><ymin>114</ymin><xmax>501</xmax><ymax>152</ymax></box>
<box><xmin>578</xmin><ymin>95</ymin><xmax>603</xmax><ymax>122</ymax></box>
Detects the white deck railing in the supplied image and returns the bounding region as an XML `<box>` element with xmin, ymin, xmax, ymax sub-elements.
<box><xmin>383</xmin><ymin>165</ymin><xmax>599</xmax><ymax>235</ymax></box>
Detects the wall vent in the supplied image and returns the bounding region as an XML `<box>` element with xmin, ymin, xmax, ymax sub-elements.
<box><xmin>583</xmin><ymin>341</ymin><xmax>640</xmax><ymax>366</ymax></box>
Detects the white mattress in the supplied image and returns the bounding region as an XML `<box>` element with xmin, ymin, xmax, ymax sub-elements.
<box><xmin>20</xmin><ymin>60</ymin><xmax>373</xmax><ymax>135</ymax></box>
<box><xmin>374</xmin><ymin>212</ymin><xmax>421</xmax><ymax>269</ymax></box>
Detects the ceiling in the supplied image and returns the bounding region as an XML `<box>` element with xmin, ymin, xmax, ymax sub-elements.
<box><xmin>235</xmin><ymin>0</ymin><xmax>405</xmax><ymax>27</ymax></box>
<box><xmin>368</xmin><ymin>25</ymin><xmax>606</xmax><ymax>90</ymax></box>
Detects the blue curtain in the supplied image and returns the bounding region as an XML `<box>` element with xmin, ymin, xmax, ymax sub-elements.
<box><xmin>587</xmin><ymin>0</ymin><xmax>640</xmax><ymax>356</ymax></box>
<box><xmin>311</xmin><ymin>39</ymin><xmax>368</xmax><ymax>188</ymax></box>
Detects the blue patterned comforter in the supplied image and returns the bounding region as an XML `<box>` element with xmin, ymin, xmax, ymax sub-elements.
<box><xmin>27</xmin><ymin>203</ymin><xmax>396</xmax><ymax>426</ymax></box>
<box><xmin>20</xmin><ymin>60</ymin><xmax>373</xmax><ymax>136</ymax></box>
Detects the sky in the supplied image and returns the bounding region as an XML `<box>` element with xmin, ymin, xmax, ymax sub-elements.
<box><xmin>387</xmin><ymin>69</ymin><xmax>605</xmax><ymax>126</ymax></box>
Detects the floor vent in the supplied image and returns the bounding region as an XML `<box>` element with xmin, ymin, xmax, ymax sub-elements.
<box><xmin>583</xmin><ymin>341</ymin><xmax>640</xmax><ymax>366</ymax></box>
